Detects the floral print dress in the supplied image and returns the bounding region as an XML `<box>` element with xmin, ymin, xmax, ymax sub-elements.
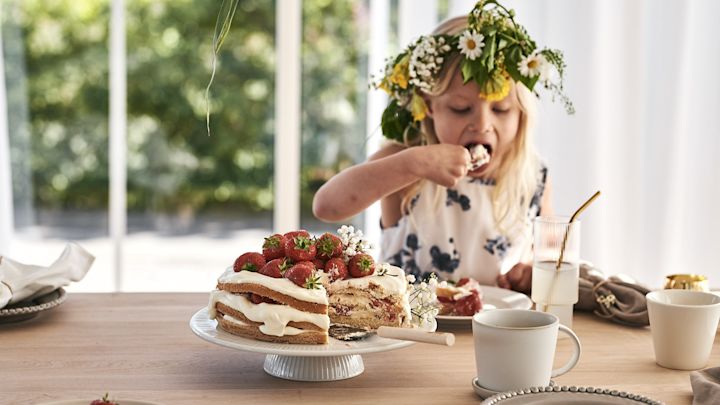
<box><xmin>381</xmin><ymin>165</ymin><xmax>547</xmax><ymax>285</ymax></box>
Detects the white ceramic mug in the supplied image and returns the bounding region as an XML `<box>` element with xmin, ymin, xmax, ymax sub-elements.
<box><xmin>472</xmin><ymin>309</ymin><xmax>581</xmax><ymax>392</ymax></box>
<box><xmin>646</xmin><ymin>290</ymin><xmax>720</xmax><ymax>370</ymax></box>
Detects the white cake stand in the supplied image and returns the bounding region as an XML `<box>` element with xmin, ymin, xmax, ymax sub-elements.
<box><xmin>190</xmin><ymin>308</ymin><xmax>433</xmax><ymax>381</ymax></box>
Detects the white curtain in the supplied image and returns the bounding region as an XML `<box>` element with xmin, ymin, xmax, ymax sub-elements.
<box><xmin>387</xmin><ymin>0</ymin><xmax>720</xmax><ymax>288</ymax></box>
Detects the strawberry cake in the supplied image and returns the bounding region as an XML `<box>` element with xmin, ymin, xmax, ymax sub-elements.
<box><xmin>435</xmin><ymin>277</ymin><xmax>483</xmax><ymax>316</ymax></box>
<box><xmin>208</xmin><ymin>227</ymin><xmax>413</xmax><ymax>344</ymax></box>
<box><xmin>210</xmin><ymin>266</ymin><xmax>330</xmax><ymax>344</ymax></box>
<box><xmin>327</xmin><ymin>263</ymin><xmax>411</xmax><ymax>330</ymax></box>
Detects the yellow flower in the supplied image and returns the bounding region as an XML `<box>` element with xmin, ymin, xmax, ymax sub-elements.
<box><xmin>479</xmin><ymin>70</ymin><xmax>511</xmax><ymax>102</ymax></box>
<box><xmin>389</xmin><ymin>54</ymin><xmax>410</xmax><ymax>89</ymax></box>
<box><xmin>377</xmin><ymin>77</ymin><xmax>392</xmax><ymax>95</ymax></box>
<box><xmin>410</xmin><ymin>92</ymin><xmax>428</xmax><ymax>121</ymax></box>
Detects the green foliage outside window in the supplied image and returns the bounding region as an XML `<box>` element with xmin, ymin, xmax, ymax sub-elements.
<box><xmin>2</xmin><ymin>0</ymin><xmax>366</xmax><ymax>222</ymax></box>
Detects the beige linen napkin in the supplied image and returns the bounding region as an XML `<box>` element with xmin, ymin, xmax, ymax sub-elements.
<box><xmin>0</xmin><ymin>242</ymin><xmax>94</xmax><ymax>308</ymax></box>
<box><xmin>691</xmin><ymin>367</ymin><xmax>720</xmax><ymax>405</ymax></box>
<box><xmin>575</xmin><ymin>263</ymin><xmax>651</xmax><ymax>326</ymax></box>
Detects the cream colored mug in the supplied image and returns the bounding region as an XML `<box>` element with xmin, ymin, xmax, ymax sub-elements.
<box><xmin>472</xmin><ymin>309</ymin><xmax>581</xmax><ymax>392</ymax></box>
<box><xmin>646</xmin><ymin>290</ymin><xmax>720</xmax><ymax>370</ymax></box>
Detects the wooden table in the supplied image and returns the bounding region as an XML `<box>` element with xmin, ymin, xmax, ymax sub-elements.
<box><xmin>0</xmin><ymin>293</ymin><xmax>716</xmax><ymax>404</ymax></box>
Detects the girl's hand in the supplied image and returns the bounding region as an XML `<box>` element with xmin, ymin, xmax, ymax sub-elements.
<box><xmin>496</xmin><ymin>263</ymin><xmax>532</xmax><ymax>294</ymax></box>
<box><xmin>409</xmin><ymin>144</ymin><xmax>470</xmax><ymax>187</ymax></box>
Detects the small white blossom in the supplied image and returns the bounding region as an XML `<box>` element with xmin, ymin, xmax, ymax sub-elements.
<box><xmin>458</xmin><ymin>30</ymin><xmax>484</xmax><ymax>61</ymax></box>
<box><xmin>337</xmin><ymin>225</ymin><xmax>374</xmax><ymax>260</ymax></box>
<box><xmin>408</xmin><ymin>36</ymin><xmax>452</xmax><ymax>92</ymax></box>
<box><xmin>408</xmin><ymin>273</ymin><xmax>440</xmax><ymax>327</ymax></box>
<box><xmin>406</xmin><ymin>274</ymin><xmax>416</xmax><ymax>283</ymax></box>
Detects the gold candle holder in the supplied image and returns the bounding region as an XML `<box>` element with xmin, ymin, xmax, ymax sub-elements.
<box><xmin>663</xmin><ymin>274</ymin><xmax>709</xmax><ymax>292</ymax></box>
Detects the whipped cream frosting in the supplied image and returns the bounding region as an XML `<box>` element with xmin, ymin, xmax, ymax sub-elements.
<box><xmin>221</xmin><ymin>314</ymin><xmax>308</xmax><ymax>336</ymax></box>
<box><xmin>436</xmin><ymin>279</ymin><xmax>483</xmax><ymax>300</ymax></box>
<box><xmin>327</xmin><ymin>264</ymin><xmax>408</xmax><ymax>295</ymax></box>
<box><xmin>467</xmin><ymin>144</ymin><xmax>490</xmax><ymax>171</ymax></box>
<box><xmin>209</xmin><ymin>290</ymin><xmax>330</xmax><ymax>336</ymax></box>
<box><xmin>217</xmin><ymin>267</ymin><xmax>328</xmax><ymax>305</ymax></box>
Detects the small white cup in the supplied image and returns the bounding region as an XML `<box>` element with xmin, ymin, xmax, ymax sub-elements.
<box><xmin>646</xmin><ymin>290</ymin><xmax>720</xmax><ymax>370</ymax></box>
<box><xmin>472</xmin><ymin>309</ymin><xmax>581</xmax><ymax>392</ymax></box>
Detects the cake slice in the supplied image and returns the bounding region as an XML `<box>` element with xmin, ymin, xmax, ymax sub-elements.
<box><xmin>209</xmin><ymin>268</ymin><xmax>330</xmax><ymax>344</ymax></box>
<box><xmin>467</xmin><ymin>144</ymin><xmax>490</xmax><ymax>171</ymax></box>
<box><xmin>435</xmin><ymin>277</ymin><xmax>483</xmax><ymax>316</ymax></box>
<box><xmin>327</xmin><ymin>263</ymin><xmax>412</xmax><ymax>330</ymax></box>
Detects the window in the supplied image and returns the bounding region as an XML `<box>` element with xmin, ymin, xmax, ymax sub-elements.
<box><xmin>1</xmin><ymin>0</ymin><xmax>400</xmax><ymax>292</ymax></box>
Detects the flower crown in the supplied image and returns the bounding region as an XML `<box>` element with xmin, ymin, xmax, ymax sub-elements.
<box><xmin>372</xmin><ymin>0</ymin><xmax>574</xmax><ymax>143</ymax></box>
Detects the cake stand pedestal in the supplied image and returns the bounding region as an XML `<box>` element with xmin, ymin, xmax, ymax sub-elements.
<box><xmin>263</xmin><ymin>354</ymin><xmax>364</xmax><ymax>381</ymax></box>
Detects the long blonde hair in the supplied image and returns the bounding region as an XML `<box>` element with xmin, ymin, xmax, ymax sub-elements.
<box><xmin>399</xmin><ymin>17</ymin><xmax>540</xmax><ymax>237</ymax></box>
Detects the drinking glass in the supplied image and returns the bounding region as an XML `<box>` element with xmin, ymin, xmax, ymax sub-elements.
<box><xmin>531</xmin><ymin>216</ymin><xmax>580</xmax><ymax>328</ymax></box>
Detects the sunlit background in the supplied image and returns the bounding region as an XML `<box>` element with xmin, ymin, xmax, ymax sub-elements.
<box><xmin>1</xmin><ymin>0</ymin><xmax>719</xmax><ymax>292</ymax></box>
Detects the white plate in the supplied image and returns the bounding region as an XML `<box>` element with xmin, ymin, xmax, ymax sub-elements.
<box><xmin>436</xmin><ymin>286</ymin><xmax>532</xmax><ymax>325</ymax></box>
<box><xmin>480</xmin><ymin>385</ymin><xmax>662</xmax><ymax>404</ymax></box>
<box><xmin>190</xmin><ymin>307</ymin><xmax>434</xmax><ymax>357</ymax></box>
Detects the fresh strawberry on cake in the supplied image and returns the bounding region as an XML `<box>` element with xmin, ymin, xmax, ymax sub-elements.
<box><xmin>208</xmin><ymin>226</ymin><xmax>414</xmax><ymax>345</ymax></box>
<box><xmin>210</xmin><ymin>237</ymin><xmax>330</xmax><ymax>344</ymax></box>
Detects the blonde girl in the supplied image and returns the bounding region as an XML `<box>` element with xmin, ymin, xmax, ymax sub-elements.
<box><xmin>313</xmin><ymin>1</ymin><xmax>572</xmax><ymax>292</ymax></box>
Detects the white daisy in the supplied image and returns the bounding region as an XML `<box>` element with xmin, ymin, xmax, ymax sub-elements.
<box><xmin>518</xmin><ymin>52</ymin><xmax>549</xmax><ymax>79</ymax></box>
<box><xmin>458</xmin><ymin>30</ymin><xmax>484</xmax><ymax>60</ymax></box>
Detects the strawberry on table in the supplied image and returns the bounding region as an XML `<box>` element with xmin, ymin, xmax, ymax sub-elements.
<box><xmin>262</xmin><ymin>234</ymin><xmax>286</xmax><ymax>261</ymax></box>
<box><xmin>284</xmin><ymin>233</ymin><xmax>317</xmax><ymax>262</ymax></box>
<box><xmin>233</xmin><ymin>252</ymin><xmax>266</xmax><ymax>272</ymax></box>
<box><xmin>284</xmin><ymin>262</ymin><xmax>322</xmax><ymax>289</ymax></box>
<box><xmin>259</xmin><ymin>258</ymin><xmax>292</xmax><ymax>278</ymax></box>
<box><xmin>315</xmin><ymin>232</ymin><xmax>343</xmax><ymax>260</ymax></box>
<box><xmin>348</xmin><ymin>253</ymin><xmax>375</xmax><ymax>278</ymax></box>
<box><xmin>325</xmin><ymin>257</ymin><xmax>348</xmax><ymax>281</ymax></box>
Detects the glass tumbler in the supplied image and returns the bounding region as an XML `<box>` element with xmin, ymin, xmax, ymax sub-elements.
<box><xmin>531</xmin><ymin>216</ymin><xmax>580</xmax><ymax>328</ymax></box>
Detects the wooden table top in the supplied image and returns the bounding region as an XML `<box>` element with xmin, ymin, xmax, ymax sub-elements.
<box><xmin>0</xmin><ymin>293</ymin><xmax>716</xmax><ymax>404</ymax></box>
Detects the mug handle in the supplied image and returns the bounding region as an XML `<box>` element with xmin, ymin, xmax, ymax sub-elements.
<box><xmin>550</xmin><ymin>325</ymin><xmax>582</xmax><ymax>378</ymax></box>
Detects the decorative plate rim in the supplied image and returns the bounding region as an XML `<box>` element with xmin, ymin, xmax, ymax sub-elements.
<box><xmin>0</xmin><ymin>288</ymin><xmax>67</xmax><ymax>317</ymax></box>
<box><xmin>482</xmin><ymin>384</ymin><xmax>664</xmax><ymax>405</ymax></box>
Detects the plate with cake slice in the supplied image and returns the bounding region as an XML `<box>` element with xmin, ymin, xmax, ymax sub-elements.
<box><xmin>435</xmin><ymin>284</ymin><xmax>532</xmax><ymax>326</ymax></box>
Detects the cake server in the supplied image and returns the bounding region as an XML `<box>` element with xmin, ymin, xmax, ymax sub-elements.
<box><xmin>329</xmin><ymin>325</ymin><xmax>454</xmax><ymax>346</ymax></box>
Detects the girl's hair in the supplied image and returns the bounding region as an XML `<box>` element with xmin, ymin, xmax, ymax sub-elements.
<box><xmin>399</xmin><ymin>16</ymin><xmax>540</xmax><ymax>236</ymax></box>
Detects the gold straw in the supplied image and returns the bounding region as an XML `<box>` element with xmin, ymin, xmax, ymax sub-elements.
<box><xmin>555</xmin><ymin>190</ymin><xmax>601</xmax><ymax>271</ymax></box>
<box><xmin>541</xmin><ymin>190</ymin><xmax>601</xmax><ymax>313</ymax></box>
